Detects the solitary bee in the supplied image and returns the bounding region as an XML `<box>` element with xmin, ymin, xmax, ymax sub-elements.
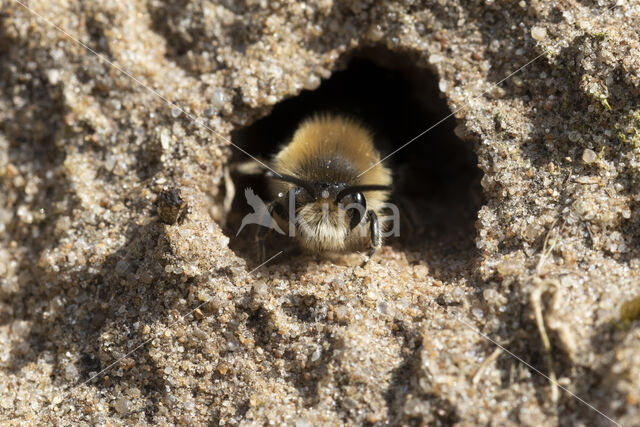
<box><xmin>257</xmin><ymin>115</ymin><xmax>393</xmax><ymax>264</ymax></box>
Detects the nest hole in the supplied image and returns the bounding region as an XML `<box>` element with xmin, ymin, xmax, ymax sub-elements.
<box><xmin>226</xmin><ymin>48</ymin><xmax>483</xmax><ymax>265</ymax></box>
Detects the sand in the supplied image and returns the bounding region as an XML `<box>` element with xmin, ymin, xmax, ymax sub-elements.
<box><xmin>0</xmin><ymin>0</ymin><xmax>639</xmax><ymax>425</ymax></box>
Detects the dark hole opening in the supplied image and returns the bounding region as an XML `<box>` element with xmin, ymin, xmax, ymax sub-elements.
<box><xmin>226</xmin><ymin>48</ymin><xmax>483</xmax><ymax>265</ymax></box>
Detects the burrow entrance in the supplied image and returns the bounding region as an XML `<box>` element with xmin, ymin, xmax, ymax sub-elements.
<box><xmin>226</xmin><ymin>48</ymin><xmax>483</xmax><ymax>268</ymax></box>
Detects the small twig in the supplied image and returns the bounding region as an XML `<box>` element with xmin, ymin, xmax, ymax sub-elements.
<box><xmin>531</xmin><ymin>280</ymin><xmax>559</xmax><ymax>404</ymax></box>
<box><xmin>535</xmin><ymin>218</ymin><xmax>567</xmax><ymax>275</ymax></box>
<box><xmin>472</xmin><ymin>347</ymin><xmax>503</xmax><ymax>385</ymax></box>
<box><xmin>585</xmin><ymin>222</ymin><xmax>595</xmax><ymax>248</ymax></box>
<box><xmin>222</xmin><ymin>166</ymin><xmax>235</xmax><ymax>219</ymax></box>
<box><xmin>531</xmin><ymin>219</ymin><xmax>566</xmax><ymax>405</ymax></box>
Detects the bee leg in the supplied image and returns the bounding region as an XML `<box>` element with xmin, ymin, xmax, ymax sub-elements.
<box><xmin>361</xmin><ymin>210</ymin><xmax>380</xmax><ymax>267</ymax></box>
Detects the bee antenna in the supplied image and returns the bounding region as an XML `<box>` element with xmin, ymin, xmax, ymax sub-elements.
<box><xmin>265</xmin><ymin>171</ymin><xmax>317</xmax><ymax>198</ymax></box>
<box><xmin>335</xmin><ymin>185</ymin><xmax>392</xmax><ymax>203</ymax></box>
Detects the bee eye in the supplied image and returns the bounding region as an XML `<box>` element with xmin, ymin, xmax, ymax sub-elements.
<box><xmin>349</xmin><ymin>207</ymin><xmax>362</xmax><ymax>230</ymax></box>
<box><xmin>353</xmin><ymin>192</ymin><xmax>365</xmax><ymax>210</ymax></box>
<box><xmin>347</xmin><ymin>192</ymin><xmax>366</xmax><ymax>230</ymax></box>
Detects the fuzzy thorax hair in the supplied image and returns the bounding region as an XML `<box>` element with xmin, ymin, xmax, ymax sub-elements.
<box><xmin>271</xmin><ymin>115</ymin><xmax>392</xmax><ymax>193</ymax></box>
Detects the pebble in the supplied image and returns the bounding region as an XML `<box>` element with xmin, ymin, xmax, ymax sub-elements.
<box><xmin>582</xmin><ymin>148</ymin><xmax>597</xmax><ymax>164</ymax></box>
<box><xmin>531</xmin><ymin>26</ymin><xmax>547</xmax><ymax>41</ymax></box>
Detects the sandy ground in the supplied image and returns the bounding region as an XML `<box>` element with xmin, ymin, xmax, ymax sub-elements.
<box><xmin>1</xmin><ymin>0</ymin><xmax>639</xmax><ymax>425</ymax></box>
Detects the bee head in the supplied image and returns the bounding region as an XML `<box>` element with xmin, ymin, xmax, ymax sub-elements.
<box><xmin>266</xmin><ymin>171</ymin><xmax>390</xmax><ymax>231</ymax></box>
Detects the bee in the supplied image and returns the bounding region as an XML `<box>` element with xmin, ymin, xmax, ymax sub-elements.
<box><xmin>257</xmin><ymin>115</ymin><xmax>392</xmax><ymax>264</ymax></box>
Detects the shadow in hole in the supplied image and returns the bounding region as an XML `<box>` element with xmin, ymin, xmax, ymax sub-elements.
<box><xmin>226</xmin><ymin>48</ymin><xmax>483</xmax><ymax>279</ymax></box>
